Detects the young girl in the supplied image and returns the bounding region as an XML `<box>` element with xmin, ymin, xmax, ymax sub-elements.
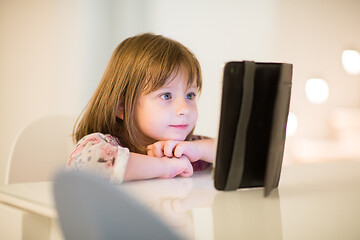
<box><xmin>68</xmin><ymin>33</ymin><xmax>215</xmax><ymax>183</ymax></box>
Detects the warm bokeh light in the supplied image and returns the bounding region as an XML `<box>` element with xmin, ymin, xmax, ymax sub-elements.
<box><xmin>305</xmin><ymin>78</ymin><xmax>329</xmax><ymax>104</ymax></box>
<box><xmin>286</xmin><ymin>111</ymin><xmax>298</xmax><ymax>136</ymax></box>
<box><xmin>342</xmin><ymin>50</ymin><xmax>360</xmax><ymax>75</ymax></box>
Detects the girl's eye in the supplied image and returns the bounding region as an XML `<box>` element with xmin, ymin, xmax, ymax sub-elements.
<box><xmin>160</xmin><ymin>92</ymin><xmax>172</xmax><ymax>100</ymax></box>
<box><xmin>186</xmin><ymin>92</ymin><xmax>196</xmax><ymax>100</ymax></box>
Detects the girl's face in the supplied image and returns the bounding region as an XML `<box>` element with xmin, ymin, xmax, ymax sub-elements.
<box><xmin>134</xmin><ymin>69</ymin><xmax>198</xmax><ymax>144</ymax></box>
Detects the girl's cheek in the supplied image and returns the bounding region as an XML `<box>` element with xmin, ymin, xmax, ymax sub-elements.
<box><xmin>192</xmin><ymin>105</ymin><xmax>198</xmax><ymax>118</ymax></box>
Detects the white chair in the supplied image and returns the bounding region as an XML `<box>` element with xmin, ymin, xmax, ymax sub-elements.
<box><xmin>53</xmin><ymin>170</ymin><xmax>182</xmax><ymax>240</ymax></box>
<box><xmin>5</xmin><ymin>114</ymin><xmax>76</xmax><ymax>184</ymax></box>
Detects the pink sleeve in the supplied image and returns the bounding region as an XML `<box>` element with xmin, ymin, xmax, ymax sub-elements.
<box><xmin>67</xmin><ymin>133</ymin><xmax>129</xmax><ymax>183</ymax></box>
<box><xmin>191</xmin><ymin>160</ymin><xmax>212</xmax><ymax>171</ymax></box>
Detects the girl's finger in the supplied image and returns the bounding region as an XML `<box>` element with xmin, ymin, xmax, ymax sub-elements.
<box><xmin>152</xmin><ymin>141</ymin><xmax>165</xmax><ymax>157</ymax></box>
<box><xmin>146</xmin><ymin>145</ymin><xmax>154</xmax><ymax>156</ymax></box>
<box><xmin>180</xmin><ymin>165</ymin><xmax>193</xmax><ymax>177</ymax></box>
<box><xmin>164</xmin><ymin>141</ymin><xmax>178</xmax><ymax>157</ymax></box>
<box><xmin>147</xmin><ymin>149</ymin><xmax>154</xmax><ymax>156</ymax></box>
<box><xmin>174</xmin><ymin>143</ymin><xmax>185</xmax><ymax>158</ymax></box>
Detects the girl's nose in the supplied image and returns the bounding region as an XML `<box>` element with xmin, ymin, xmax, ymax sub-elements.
<box><xmin>175</xmin><ymin>99</ymin><xmax>189</xmax><ymax>116</ymax></box>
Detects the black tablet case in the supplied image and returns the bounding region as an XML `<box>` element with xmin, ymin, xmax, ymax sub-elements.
<box><xmin>214</xmin><ymin>61</ymin><xmax>292</xmax><ymax>197</ymax></box>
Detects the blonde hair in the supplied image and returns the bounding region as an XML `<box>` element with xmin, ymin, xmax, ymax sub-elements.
<box><xmin>73</xmin><ymin>33</ymin><xmax>202</xmax><ymax>153</ymax></box>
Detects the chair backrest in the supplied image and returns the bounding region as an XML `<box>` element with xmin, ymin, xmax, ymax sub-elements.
<box><xmin>53</xmin><ymin>170</ymin><xmax>182</xmax><ymax>240</ymax></box>
<box><xmin>5</xmin><ymin>114</ymin><xmax>76</xmax><ymax>184</ymax></box>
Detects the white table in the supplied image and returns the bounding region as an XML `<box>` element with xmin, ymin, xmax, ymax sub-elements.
<box><xmin>0</xmin><ymin>160</ymin><xmax>360</xmax><ymax>239</ymax></box>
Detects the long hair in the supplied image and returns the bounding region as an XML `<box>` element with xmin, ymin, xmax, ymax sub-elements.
<box><xmin>73</xmin><ymin>33</ymin><xmax>202</xmax><ymax>153</ymax></box>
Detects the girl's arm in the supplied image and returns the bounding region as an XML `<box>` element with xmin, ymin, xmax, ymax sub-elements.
<box><xmin>68</xmin><ymin>133</ymin><xmax>193</xmax><ymax>183</ymax></box>
<box><xmin>123</xmin><ymin>152</ymin><xmax>193</xmax><ymax>181</ymax></box>
<box><xmin>147</xmin><ymin>138</ymin><xmax>216</xmax><ymax>164</ymax></box>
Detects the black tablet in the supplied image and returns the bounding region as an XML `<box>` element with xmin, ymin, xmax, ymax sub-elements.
<box><xmin>214</xmin><ymin>61</ymin><xmax>292</xmax><ymax>196</ymax></box>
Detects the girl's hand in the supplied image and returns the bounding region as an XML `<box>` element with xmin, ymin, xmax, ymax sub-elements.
<box><xmin>160</xmin><ymin>155</ymin><xmax>193</xmax><ymax>178</ymax></box>
<box><xmin>147</xmin><ymin>140</ymin><xmax>202</xmax><ymax>162</ymax></box>
<box><xmin>124</xmin><ymin>152</ymin><xmax>194</xmax><ymax>181</ymax></box>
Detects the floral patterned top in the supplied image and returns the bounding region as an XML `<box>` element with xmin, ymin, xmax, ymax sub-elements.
<box><xmin>67</xmin><ymin>133</ymin><xmax>211</xmax><ymax>183</ymax></box>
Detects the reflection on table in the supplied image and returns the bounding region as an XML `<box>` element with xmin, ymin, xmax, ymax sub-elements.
<box><xmin>121</xmin><ymin>161</ymin><xmax>360</xmax><ymax>240</ymax></box>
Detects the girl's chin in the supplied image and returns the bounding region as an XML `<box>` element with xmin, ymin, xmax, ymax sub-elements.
<box><xmin>157</xmin><ymin>135</ymin><xmax>187</xmax><ymax>142</ymax></box>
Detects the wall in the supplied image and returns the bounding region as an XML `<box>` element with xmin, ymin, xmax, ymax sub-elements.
<box><xmin>272</xmin><ymin>0</ymin><xmax>360</xmax><ymax>162</ymax></box>
<box><xmin>0</xmin><ymin>0</ymin><xmax>80</xmax><ymax>183</ymax></box>
<box><xmin>273</xmin><ymin>0</ymin><xmax>360</xmax><ymax>138</ymax></box>
<box><xmin>0</xmin><ymin>0</ymin><xmax>121</xmax><ymax>183</ymax></box>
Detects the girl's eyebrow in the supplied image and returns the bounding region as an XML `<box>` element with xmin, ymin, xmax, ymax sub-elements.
<box><xmin>155</xmin><ymin>85</ymin><xmax>174</xmax><ymax>91</ymax></box>
<box><xmin>155</xmin><ymin>81</ymin><xmax>198</xmax><ymax>92</ymax></box>
<box><xmin>150</xmin><ymin>86</ymin><xmax>173</xmax><ymax>96</ymax></box>
<box><xmin>187</xmin><ymin>84</ymin><xmax>198</xmax><ymax>91</ymax></box>
<box><xmin>189</xmin><ymin>83</ymin><xmax>198</xmax><ymax>88</ymax></box>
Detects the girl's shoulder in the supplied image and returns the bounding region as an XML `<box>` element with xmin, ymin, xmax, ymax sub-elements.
<box><xmin>68</xmin><ymin>132</ymin><xmax>129</xmax><ymax>183</ymax></box>
<box><xmin>76</xmin><ymin>132</ymin><xmax>121</xmax><ymax>148</ymax></box>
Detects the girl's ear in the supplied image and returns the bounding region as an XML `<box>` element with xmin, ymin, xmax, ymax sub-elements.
<box><xmin>116</xmin><ymin>103</ymin><xmax>124</xmax><ymax>120</ymax></box>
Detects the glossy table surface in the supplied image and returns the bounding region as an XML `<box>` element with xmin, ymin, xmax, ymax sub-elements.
<box><xmin>0</xmin><ymin>160</ymin><xmax>360</xmax><ymax>239</ymax></box>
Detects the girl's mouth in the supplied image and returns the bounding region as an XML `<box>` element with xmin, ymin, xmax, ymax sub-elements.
<box><xmin>169</xmin><ymin>124</ymin><xmax>188</xmax><ymax>129</ymax></box>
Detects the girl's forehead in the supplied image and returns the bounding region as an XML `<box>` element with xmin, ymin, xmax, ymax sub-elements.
<box><xmin>164</xmin><ymin>77</ymin><xmax>197</xmax><ymax>89</ymax></box>
<box><xmin>164</xmin><ymin>67</ymin><xmax>197</xmax><ymax>87</ymax></box>
<box><xmin>143</xmin><ymin>63</ymin><xmax>200</xmax><ymax>94</ymax></box>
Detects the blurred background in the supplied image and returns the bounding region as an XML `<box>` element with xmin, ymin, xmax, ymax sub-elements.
<box><xmin>1</xmin><ymin>0</ymin><xmax>360</xmax><ymax>183</ymax></box>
